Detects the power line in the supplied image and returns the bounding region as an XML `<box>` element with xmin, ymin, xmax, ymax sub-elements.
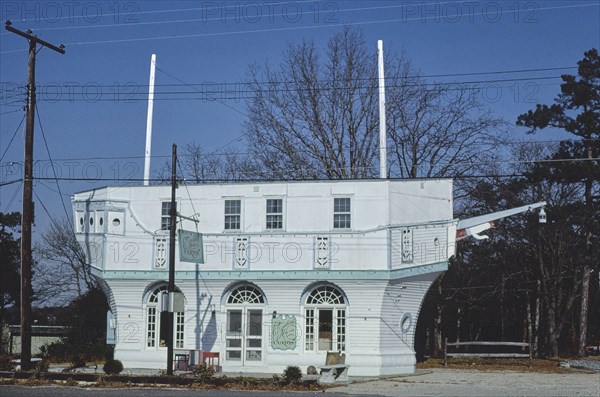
<box><xmin>2</xmin><ymin>2</ymin><xmax>596</xmax><ymax>52</ymax></box>
<box><xmin>155</xmin><ymin>66</ymin><xmax>248</xmax><ymax>118</ymax></box>
<box><xmin>32</xmin><ymin>189</ymin><xmax>62</xmax><ymax>230</ymax></box>
<box><xmin>1</xmin><ymin>66</ymin><xmax>577</xmax><ymax>93</ymax></box>
<box><xmin>2</xmin><ymin>2</ymin><xmax>438</xmax><ymax>33</ymax></box>
<box><xmin>0</xmin><ymin>140</ymin><xmax>596</xmax><ymax>166</ymax></box>
<box><xmin>0</xmin><ymin>113</ymin><xmax>25</xmax><ymax>163</ymax></box>
<box><xmin>35</xmin><ymin>104</ymin><xmax>71</xmax><ymax>222</ymax></box>
<box><xmin>0</xmin><ymin>0</ymin><xmax>317</xmax><ymax>26</ymax></box>
<box><xmin>2</xmin><ymin>180</ymin><xmax>22</xmax><ymax>211</ymax></box>
<box><xmin>29</xmin><ymin>76</ymin><xmax>567</xmax><ymax>103</ymax></box>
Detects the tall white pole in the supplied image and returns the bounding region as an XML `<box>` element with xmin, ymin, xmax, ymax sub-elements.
<box><xmin>143</xmin><ymin>54</ymin><xmax>157</xmax><ymax>186</ymax></box>
<box><xmin>377</xmin><ymin>40</ymin><xmax>387</xmax><ymax>179</ymax></box>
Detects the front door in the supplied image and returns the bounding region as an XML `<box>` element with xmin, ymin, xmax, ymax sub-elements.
<box><xmin>226</xmin><ymin>308</ymin><xmax>263</xmax><ymax>364</ymax></box>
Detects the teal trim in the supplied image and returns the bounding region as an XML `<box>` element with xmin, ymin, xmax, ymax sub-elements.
<box><xmin>99</xmin><ymin>262</ymin><xmax>447</xmax><ymax>281</ymax></box>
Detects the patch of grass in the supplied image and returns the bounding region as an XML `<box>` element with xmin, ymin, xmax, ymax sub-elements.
<box><xmin>417</xmin><ymin>357</ymin><xmax>590</xmax><ymax>373</ymax></box>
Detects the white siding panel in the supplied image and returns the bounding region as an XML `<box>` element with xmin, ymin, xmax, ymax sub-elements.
<box><xmin>379</xmin><ymin>273</ymin><xmax>441</xmax><ymax>353</ymax></box>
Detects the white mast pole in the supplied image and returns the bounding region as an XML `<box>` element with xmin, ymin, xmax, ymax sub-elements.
<box><xmin>143</xmin><ymin>54</ymin><xmax>157</xmax><ymax>186</ymax></box>
<box><xmin>377</xmin><ymin>40</ymin><xmax>387</xmax><ymax>179</ymax></box>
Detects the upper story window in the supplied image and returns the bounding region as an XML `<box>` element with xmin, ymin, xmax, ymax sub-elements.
<box><xmin>161</xmin><ymin>202</ymin><xmax>171</xmax><ymax>230</ymax></box>
<box><xmin>224</xmin><ymin>199</ymin><xmax>241</xmax><ymax>230</ymax></box>
<box><xmin>266</xmin><ymin>199</ymin><xmax>283</xmax><ymax>229</ymax></box>
<box><xmin>333</xmin><ymin>197</ymin><xmax>351</xmax><ymax>229</ymax></box>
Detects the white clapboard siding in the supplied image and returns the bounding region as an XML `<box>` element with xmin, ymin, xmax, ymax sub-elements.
<box><xmin>379</xmin><ymin>273</ymin><xmax>441</xmax><ymax>352</ymax></box>
<box><xmin>391</xmin><ymin>225</ymin><xmax>448</xmax><ymax>269</ymax></box>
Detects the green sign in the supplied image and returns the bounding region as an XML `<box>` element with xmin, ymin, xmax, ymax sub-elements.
<box><xmin>271</xmin><ymin>315</ymin><xmax>297</xmax><ymax>350</ymax></box>
<box><xmin>178</xmin><ymin>230</ymin><xmax>204</xmax><ymax>263</ymax></box>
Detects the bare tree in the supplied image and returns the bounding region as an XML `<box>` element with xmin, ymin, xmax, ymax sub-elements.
<box><xmin>35</xmin><ymin>218</ymin><xmax>95</xmax><ymax>301</ymax></box>
<box><xmin>156</xmin><ymin>142</ymin><xmax>257</xmax><ymax>184</ymax></box>
<box><xmin>244</xmin><ymin>26</ymin><xmax>505</xmax><ymax>181</ymax></box>
<box><xmin>244</xmin><ymin>27</ymin><xmax>380</xmax><ymax>179</ymax></box>
<box><xmin>386</xmin><ymin>71</ymin><xmax>506</xmax><ymax>179</ymax></box>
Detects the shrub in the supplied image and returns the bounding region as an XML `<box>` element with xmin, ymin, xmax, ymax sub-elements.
<box><xmin>282</xmin><ymin>365</ymin><xmax>302</xmax><ymax>385</ymax></box>
<box><xmin>103</xmin><ymin>359</ymin><xmax>123</xmax><ymax>375</ymax></box>
<box><xmin>70</xmin><ymin>354</ymin><xmax>86</xmax><ymax>369</ymax></box>
<box><xmin>0</xmin><ymin>354</ymin><xmax>15</xmax><ymax>371</ymax></box>
<box><xmin>193</xmin><ymin>363</ymin><xmax>215</xmax><ymax>381</ymax></box>
<box><xmin>35</xmin><ymin>359</ymin><xmax>50</xmax><ymax>373</ymax></box>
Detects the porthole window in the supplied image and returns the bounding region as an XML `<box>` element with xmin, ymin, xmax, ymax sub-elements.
<box><xmin>112</xmin><ymin>218</ymin><xmax>121</xmax><ymax>227</ymax></box>
<box><xmin>89</xmin><ymin>217</ymin><xmax>94</xmax><ymax>225</ymax></box>
<box><xmin>400</xmin><ymin>313</ymin><xmax>412</xmax><ymax>334</ymax></box>
<box><xmin>99</xmin><ymin>217</ymin><xmax>104</xmax><ymax>226</ymax></box>
<box><xmin>79</xmin><ymin>217</ymin><xmax>84</xmax><ymax>226</ymax></box>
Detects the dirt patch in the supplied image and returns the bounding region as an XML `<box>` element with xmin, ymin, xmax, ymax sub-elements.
<box><xmin>417</xmin><ymin>357</ymin><xmax>593</xmax><ymax>373</ymax></box>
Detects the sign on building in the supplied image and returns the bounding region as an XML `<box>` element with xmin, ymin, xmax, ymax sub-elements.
<box><xmin>178</xmin><ymin>229</ymin><xmax>204</xmax><ymax>263</ymax></box>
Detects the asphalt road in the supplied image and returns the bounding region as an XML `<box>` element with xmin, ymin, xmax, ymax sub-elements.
<box><xmin>2</xmin><ymin>368</ymin><xmax>598</xmax><ymax>397</ymax></box>
<box><xmin>0</xmin><ymin>386</ymin><xmax>373</xmax><ymax>397</ymax></box>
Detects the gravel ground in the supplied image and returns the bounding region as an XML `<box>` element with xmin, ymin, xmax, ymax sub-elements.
<box><xmin>329</xmin><ymin>368</ymin><xmax>600</xmax><ymax>397</ymax></box>
<box><xmin>563</xmin><ymin>359</ymin><xmax>600</xmax><ymax>372</ymax></box>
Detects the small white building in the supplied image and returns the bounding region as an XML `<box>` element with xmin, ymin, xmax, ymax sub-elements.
<box><xmin>72</xmin><ymin>178</ymin><xmax>532</xmax><ymax>376</ymax></box>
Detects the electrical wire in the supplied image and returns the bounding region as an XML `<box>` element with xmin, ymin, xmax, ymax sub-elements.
<box><xmin>2</xmin><ymin>180</ymin><xmax>22</xmax><ymax>212</ymax></box>
<box><xmin>0</xmin><ymin>0</ymin><xmax>318</xmax><ymax>25</ymax></box>
<box><xmin>155</xmin><ymin>66</ymin><xmax>249</xmax><ymax>118</ymax></box>
<box><xmin>0</xmin><ymin>113</ymin><xmax>25</xmax><ymax>163</ymax></box>
<box><xmin>29</xmin><ymin>77</ymin><xmax>568</xmax><ymax>103</ymax></box>
<box><xmin>6</xmin><ymin>2</ymin><xmax>451</xmax><ymax>33</ymax></box>
<box><xmin>2</xmin><ymin>2</ymin><xmax>596</xmax><ymax>53</ymax></box>
<box><xmin>35</xmin><ymin>104</ymin><xmax>72</xmax><ymax>221</ymax></box>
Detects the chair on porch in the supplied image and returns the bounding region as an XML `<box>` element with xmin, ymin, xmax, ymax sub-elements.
<box><xmin>174</xmin><ymin>353</ymin><xmax>190</xmax><ymax>371</ymax></box>
<box><xmin>201</xmin><ymin>351</ymin><xmax>221</xmax><ymax>372</ymax></box>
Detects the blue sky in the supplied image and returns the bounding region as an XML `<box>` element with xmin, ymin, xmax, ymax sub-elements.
<box><xmin>0</xmin><ymin>0</ymin><xmax>599</xmax><ymax>234</ymax></box>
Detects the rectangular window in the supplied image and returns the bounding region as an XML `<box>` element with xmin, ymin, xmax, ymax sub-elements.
<box><xmin>337</xmin><ymin>309</ymin><xmax>346</xmax><ymax>352</ymax></box>
<box><xmin>147</xmin><ymin>307</ymin><xmax>157</xmax><ymax>348</ymax></box>
<box><xmin>226</xmin><ymin>309</ymin><xmax>242</xmax><ymax>361</ymax></box>
<box><xmin>318</xmin><ymin>309</ymin><xmax>333</xmax><ymax>351</ymax></box>
<box><xmin>176</xmin><ymin>312</ymin><xmax>185</xmax><ymax>349</ymax></box>
<box><xmin>224</xmin><ymin>200</ymin><xmax>241</xmax><ymax>230</ymax></box>
<box><xmin>161</xmin><ymin>202</ymin><xmax>171</xmax><ymax>230</ymax></box>
<box><xmin>266</xmin><ymin>199</ymin><xmax>283</xmax><ymax>229</ymax></box>
<box><xmin>333</xmin><ymin>197</ymin><xmax>351</xmax><ymax>229</ymax></box>
<box><xmin>246</xmin><ymin>309</ymin><xmax>263</xmax><ymax>361</ymax></box>
<box><xmin>305</xmin><ymin>309</ymin><xmax>315</xmax><ymax>350</ymax></box>
<box><xmin>305</xmin><ymin>308</ymin><xmax>345</xmax><ymax>352</ymax></box>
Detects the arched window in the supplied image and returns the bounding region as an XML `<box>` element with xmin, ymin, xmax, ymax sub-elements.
<box><xmin>146</xmin><ymin>285</ymin><xmax>185</xmax><ymax>349</ymax></box>
<box><xmin>224</xmin><ymin>283</ymin><xmax>265</xmax><ymax>363</ymax></box>
<box><xmin>227</xmin><ymin>285</ymin><xmax>264</xmax><ymax>304</ymax></box>
<box><xmin>304</xmin><ymin>284</ymin><xmax>347</xmax><ymax>352</ymax></box>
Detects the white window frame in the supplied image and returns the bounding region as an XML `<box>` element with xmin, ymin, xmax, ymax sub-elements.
<box><xmin>161</xmin><ymin>201</ymin><xmax>172</xmax><ymax>231</ymax></box>
<box><xmin>304</xmin><ymin>285</ymin><xmax>347</xmax><ymax>353</ymax></box>
<box><xmin>333</xmin><ymin>197</ymin><xmax>352</xmax><ymax>230</ymax></box>
<box><xmin>145</xmin><ymin>285</ymin><xmax>185</xmax><ymax>350</ymax></box>
<box><xmin>224</xmin><ymin>198</ymin><xmax>242</xmax><ymax>231</ymax></box>
<box><xmin>265</xmin><ymin>198</ymin><xmax>284</xmax><ymax>230</ymax></box>
<box><xmin>224</xmin><ymin>284</ymin><xmax>265</xmax><ymax>364</ymax></box>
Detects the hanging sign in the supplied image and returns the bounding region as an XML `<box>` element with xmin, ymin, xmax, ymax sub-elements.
<box><xmin>178</xmin><ymin>229</ymin><xmax>204</xmax><ymax>263</ymax></box>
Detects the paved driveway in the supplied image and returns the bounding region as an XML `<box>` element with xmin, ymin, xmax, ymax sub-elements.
<box><xmin>329</xmin><ymin>368</ymin><xmax>599</xmax><ymax>397</ymax></box>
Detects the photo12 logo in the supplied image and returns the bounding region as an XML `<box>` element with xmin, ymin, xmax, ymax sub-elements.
<box><xmin>399</xmin><ymin>2</ymin><xmax>540</xmax><ymax>24</ymax></box>
<box><xmin>0</xmin><ymin>1</ymin><xmax>140</xmax><ymax>24</ymax></box>
<box><xmin>1</xmin><ymin>81</ymin><xmax>141</xmax><ymax>104</ymax></box>
<box><xmin>200</xmin><ymin>1</ymin><xmax>339</xmax><ymax>24</ymax></box>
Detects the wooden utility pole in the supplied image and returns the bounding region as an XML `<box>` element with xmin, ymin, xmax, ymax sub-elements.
<box><xmin>4</xmin><ymin>20</ymin><xmax>64</xmax><ymax>371</ymax></box>
<box><xmin>167</xmin><ymin>144</ymin><xmax>178</xmax><ymax>375</ymax></box>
